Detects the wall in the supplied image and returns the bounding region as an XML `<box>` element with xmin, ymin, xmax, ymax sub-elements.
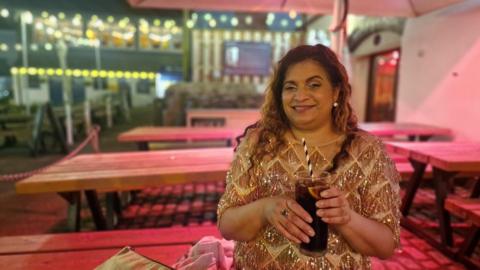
<box><xmin>397</xmin><ymin>0</ymin><xmax>480</xmax><ymax>141</ymax></box>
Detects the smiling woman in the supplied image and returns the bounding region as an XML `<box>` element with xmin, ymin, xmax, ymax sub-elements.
<box><xmin>217</xmin><ymin>44</ymin><xmax>401</xmax><ymax>269</ymax></box>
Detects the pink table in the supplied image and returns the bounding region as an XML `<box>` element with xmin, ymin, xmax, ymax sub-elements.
<box><xmin>360</xmin><ymin>122</ymin><xmax>452</xmax><ymax>141</ymax></box>
<box><xmin>386</xmin><ymin>141</ymin><xmax>480</xmax><ymax>249</ymax></box>
<box><xmin>118</xmin><ymin>126</ymin><xmax>244</xmax><ymax>150</ymax></box>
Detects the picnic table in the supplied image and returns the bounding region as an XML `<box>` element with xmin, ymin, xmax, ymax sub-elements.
<box><xmin>16</xmin><ymin>148</ymin><xmax>234</xmax><ymax>231</ymax></box>
<box><xmin>359</xmin><ymin>122</ymin><xmax>452</xmax><ymax>141</ymax></box>
<box><xmin>186</xmin><ymin>108</ymin><xmax>260</xmax><ymax>128</ymax></box>
<box><xmin>0</xmin><ymin>225</ymin><xmax>221</xmax><ymax>270</ymax></box>
<box><xmin>117</xmin><ymin>127</ymin><xmax>244</xmax><ymax>150</ymax></box>
<box><xmin>386</xmin><ymin>141</ymin><xmax>480</xmax><ymax>252</ymax></box>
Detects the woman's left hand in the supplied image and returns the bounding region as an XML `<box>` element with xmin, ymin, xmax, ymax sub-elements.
<box><xmin>315</xmin><ymin>187</ymin><xmax>352</xmax><ymax>226</ymax></box>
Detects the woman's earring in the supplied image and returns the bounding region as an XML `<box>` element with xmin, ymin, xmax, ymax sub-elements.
<box><xmin>333</xmin><ymin>102</ymin><xmax>339</xmax><ymax>108</ymax></box>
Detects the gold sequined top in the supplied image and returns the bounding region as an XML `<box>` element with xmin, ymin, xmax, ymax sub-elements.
<box><xmin>217</xmin><ymin>129</ymin><xmax>401</xmax><ymax>270</ymax></box>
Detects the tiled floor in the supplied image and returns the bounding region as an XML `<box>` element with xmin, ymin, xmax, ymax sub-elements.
<box><xmin>112</xmin><ymin>182</ymin><xmax>472</xmax><ymax>269</ymax></box>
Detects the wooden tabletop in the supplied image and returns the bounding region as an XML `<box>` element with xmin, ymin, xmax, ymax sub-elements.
<box><xmin>359</xmin><ymin>122</ymin><xmax>451</xmax><ymax>137</ymax></box>
<box><xmin>117</xmin><ymin>126</ymin><xmax>244</xmax><ymax>143</ymax></box>
<box><xmin>16</xmin><ymin>148</ymin><xmax>234</xmax><ymax>194</ymax></box>
<box><xmin>386</xmin><ymin>142</ymin><xmax>480</xmax><ymax>172</ymax></box>
<box><xmin>0</xmin><ymin>226</ymin><xmax>220</xmax><ymax>255</ymax></box>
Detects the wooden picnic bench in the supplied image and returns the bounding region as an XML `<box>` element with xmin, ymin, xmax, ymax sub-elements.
<box><xmin>386</xmin><ymin>141</ymin><xmax>480</xmax><ymax>256</ymax></box>
<box><xmin>1</xmin><ymin>104</ymin><xmax>67</xmax><ymax>156</ymax></box>
<box><xmin>445</xmin><ymin>196</ymin><xmax>480</xmax><ymax>267</ymax></box>
<box><xmin>186</xmin><ymin>109</ymin><xmax>260</xmax><ymax>129</ymax></box>
<box><xmin>359</xmin><ymin>122</ymin><xmax>452</xmax><ymax>141</ymax></box>
<box><xmin>118</xmin><ymin>127</ymin><xmax>243</xmax><ymax>150</ymax></box>
<box><xmin>16</xmin><ymin>148</ymin><xmax>234</xmax><ymax>231</ymax></box>
<box><xmin>0</xmin><ymin>225</ymin><xmax>221</xmax><ymax>270</ymax></box>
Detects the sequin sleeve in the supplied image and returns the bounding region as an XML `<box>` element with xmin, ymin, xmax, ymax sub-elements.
<box><xmin>217</xmin><ymin>131</ymin><xmax>259</xmax><ymax>222</ymax></box>
<box><xmin>360</xmin><ymin>137</ymin><xmax>402</xmax><ymax>247</ymax></box>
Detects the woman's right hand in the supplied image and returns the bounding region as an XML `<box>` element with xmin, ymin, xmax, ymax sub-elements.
<box><xmin>262</xmin><ymin>196</ymin><xmax>315</xmax><ymax>244</ymax></box>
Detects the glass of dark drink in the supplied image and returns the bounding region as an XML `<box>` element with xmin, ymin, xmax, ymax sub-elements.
<box><xmin>295</xmin><ymin>171</ymin><xmax>331</xmax><ymax>257</ymax></box>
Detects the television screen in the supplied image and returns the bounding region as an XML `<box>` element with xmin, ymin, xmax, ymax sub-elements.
<box><xmin>223</xmin><ymin>41</ymin><xmax>271</xmax><ymax>76</ymax></box>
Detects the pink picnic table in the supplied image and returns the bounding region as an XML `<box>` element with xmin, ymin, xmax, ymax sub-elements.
<box><xmin>386</xmin><ymin>141</ymin><xmax>480</xmax><ymax>250</ymax></box>
<box><xmin>16</xmin><ymin>147</ymin><xmax>235</xmax><ymax>231</ymax></box>
<box><xmin>118</xmin><ymin>126</ymin><xmax>244</xmax><ymax>150</ymax></box>
<box><xmin>359</xmin><ymin>122</ymin><xmax>452</xmax><ymax>141</ymax></box>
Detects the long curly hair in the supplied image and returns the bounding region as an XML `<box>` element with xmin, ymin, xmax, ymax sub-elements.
<box><xmin>238</xmin><ymin>44</ymin><xmax>358</xmax><ymax>177</ymax></box>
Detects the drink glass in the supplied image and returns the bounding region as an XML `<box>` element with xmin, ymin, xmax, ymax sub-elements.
<box><xmin>295</xmin><ymin>171</ymin><xmax>331</xmax><ymax>257</ymax></box>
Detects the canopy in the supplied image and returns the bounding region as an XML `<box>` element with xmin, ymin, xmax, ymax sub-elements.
<box><xmin>127</xmin><ymin>0</ymin><xmax>464</xmax><ymax>17</ymax></box>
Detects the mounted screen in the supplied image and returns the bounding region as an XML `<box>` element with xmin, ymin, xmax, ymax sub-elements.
<box><xmin>223</xmin><ymin>41</ymin><xmax>271</xmax><ymax>76</ymax></box>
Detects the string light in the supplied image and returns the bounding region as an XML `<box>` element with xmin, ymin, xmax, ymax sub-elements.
<box><xmin>295</xmin><ymin>19</ymin><xmax>303</xmax><ymax>28</ymax></box>
<box><xmin>0</xmin><ymin>8</ymin><xmax>9</xmax><ymax>18</ymax></box>
<box><xmin>288</xmin><ymin>10</ymin><xmax>297</xmax><ymax>19</ymax></box>
<box><xmin>186</xmin><ymin>19</ymin><xmax>195</xmax><ymax>29</ymax></box>
<box><xmin>208</xmin><ymin>19</ymin><xmax>216</xmax><ymax>28</ymax></box>
<box><xmin>266</xmin><ymin>13</ymin><xmax>275</xmax><ymax>25</ymax></box>
<box><xmin>245</xmin><ymin>16</ymin><xmax>253</xmax><ymax>25</ymax></box>
<box><xmin>231</xmin><ymin>17</ymin><xmax>238</xmax><ymax>27</ymax></box>
<box><xmin>28</xmin><ymin>67</ymin><xmax>37</xmax><ymax>75</ymax></box>
<box><xmin>23</xmin><ymin>11</ymin><xmax>33</xmax><ymax>24</ymax></box>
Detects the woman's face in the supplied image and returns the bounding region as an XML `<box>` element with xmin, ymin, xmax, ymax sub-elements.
<box><xmin>281</xmin><ymin>59</ymin><xmax>339</xmax><ymax>131</ymax></box>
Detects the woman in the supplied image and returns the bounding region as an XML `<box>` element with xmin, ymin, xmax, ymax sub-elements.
<box><xmin>217</xmin><ymin>44</ymin><xmax>401</xmax><ymax>269</ymax></box>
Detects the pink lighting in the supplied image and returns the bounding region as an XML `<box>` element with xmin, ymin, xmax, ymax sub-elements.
<box><xmin>392</xmin><ymin>50</ymin><xmax>400</xmax><ymax>59</ymax></box>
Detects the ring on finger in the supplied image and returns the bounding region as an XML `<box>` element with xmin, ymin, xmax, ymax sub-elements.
<box><xmin>280</xmin><ymin>209</ymin><xmax>289</xmax><ymax>218</ymax></box>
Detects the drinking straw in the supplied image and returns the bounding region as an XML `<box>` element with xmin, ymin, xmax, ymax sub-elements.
<box><xmin>301</xmin><ymin>138</ymin><xmax>314</xmax><ymax>178</ymax></box>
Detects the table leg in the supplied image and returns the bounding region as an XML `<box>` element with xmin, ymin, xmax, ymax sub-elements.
<box><xmin>137</xmin><ymin>142</ymin><xmax>149</xmax><ymax>151</ymax></box>
<box><xmin>59</xmin><ymin>192</ymin><xmax>81</xmax><ymax>232</ymax></box>
<box><xmin>84</xmin><ymin>190</ymin><xmax>108</xmax><ymax>230</ymax></box>
<box><xmin>419</xmin><ymin>135</ymin><xmax>431</xmax><ymax>142</ymax></box>
<box><xmin>401</xmin><ymin>159</ymin><xmax>427</xmax><ymax>216</ymax></box>
<box><xmin>458</xmin><ymin>227</ymin><xmax>480</xmax><ymax>256</ymax></box>
<box><xmin>470</xmin><ymin>177</ymin><xmax>480</xmax><ymax>198</ymax></box>
<box><xmin>105</xmin><ymin>192</ymin><xmax>123</xmax><ymax>228</ymax></box>
<box><xmin>432</xmin><ymin>168</ymin><xmax>457</xmax><ymax>246</ymax></box>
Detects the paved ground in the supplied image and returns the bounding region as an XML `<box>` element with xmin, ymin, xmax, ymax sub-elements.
<box><xmin>0</xmin><ymin>105</ymin><xmax>476</xmax><ymax>269</ymax></box>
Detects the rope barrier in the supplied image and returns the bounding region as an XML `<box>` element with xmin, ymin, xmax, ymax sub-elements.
<box><xmin>0</xmin><ymin>125</ymin><xmax>101</xmax><ymax>182</ymax></box>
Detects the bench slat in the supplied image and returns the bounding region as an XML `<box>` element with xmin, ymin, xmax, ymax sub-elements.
<box><xmin>0</xmin><ymin>226</ymin><xmax>220</xmax><ymax>255</ymax></box>
<box><xmin>445</xmin><ymin>196</ymin><xmax>480</xmax><ymax>226</ymax></box>
<box><xmin>0</xmin><ymin>245</ymin><xmax>189</xmax><ymax>270</ymax></box>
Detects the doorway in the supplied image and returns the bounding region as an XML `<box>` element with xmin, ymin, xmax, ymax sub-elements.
<box><xmin>366</xmin><ymin>49</ymin><xmax>400</xmax><ymax>122</ymax></box>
